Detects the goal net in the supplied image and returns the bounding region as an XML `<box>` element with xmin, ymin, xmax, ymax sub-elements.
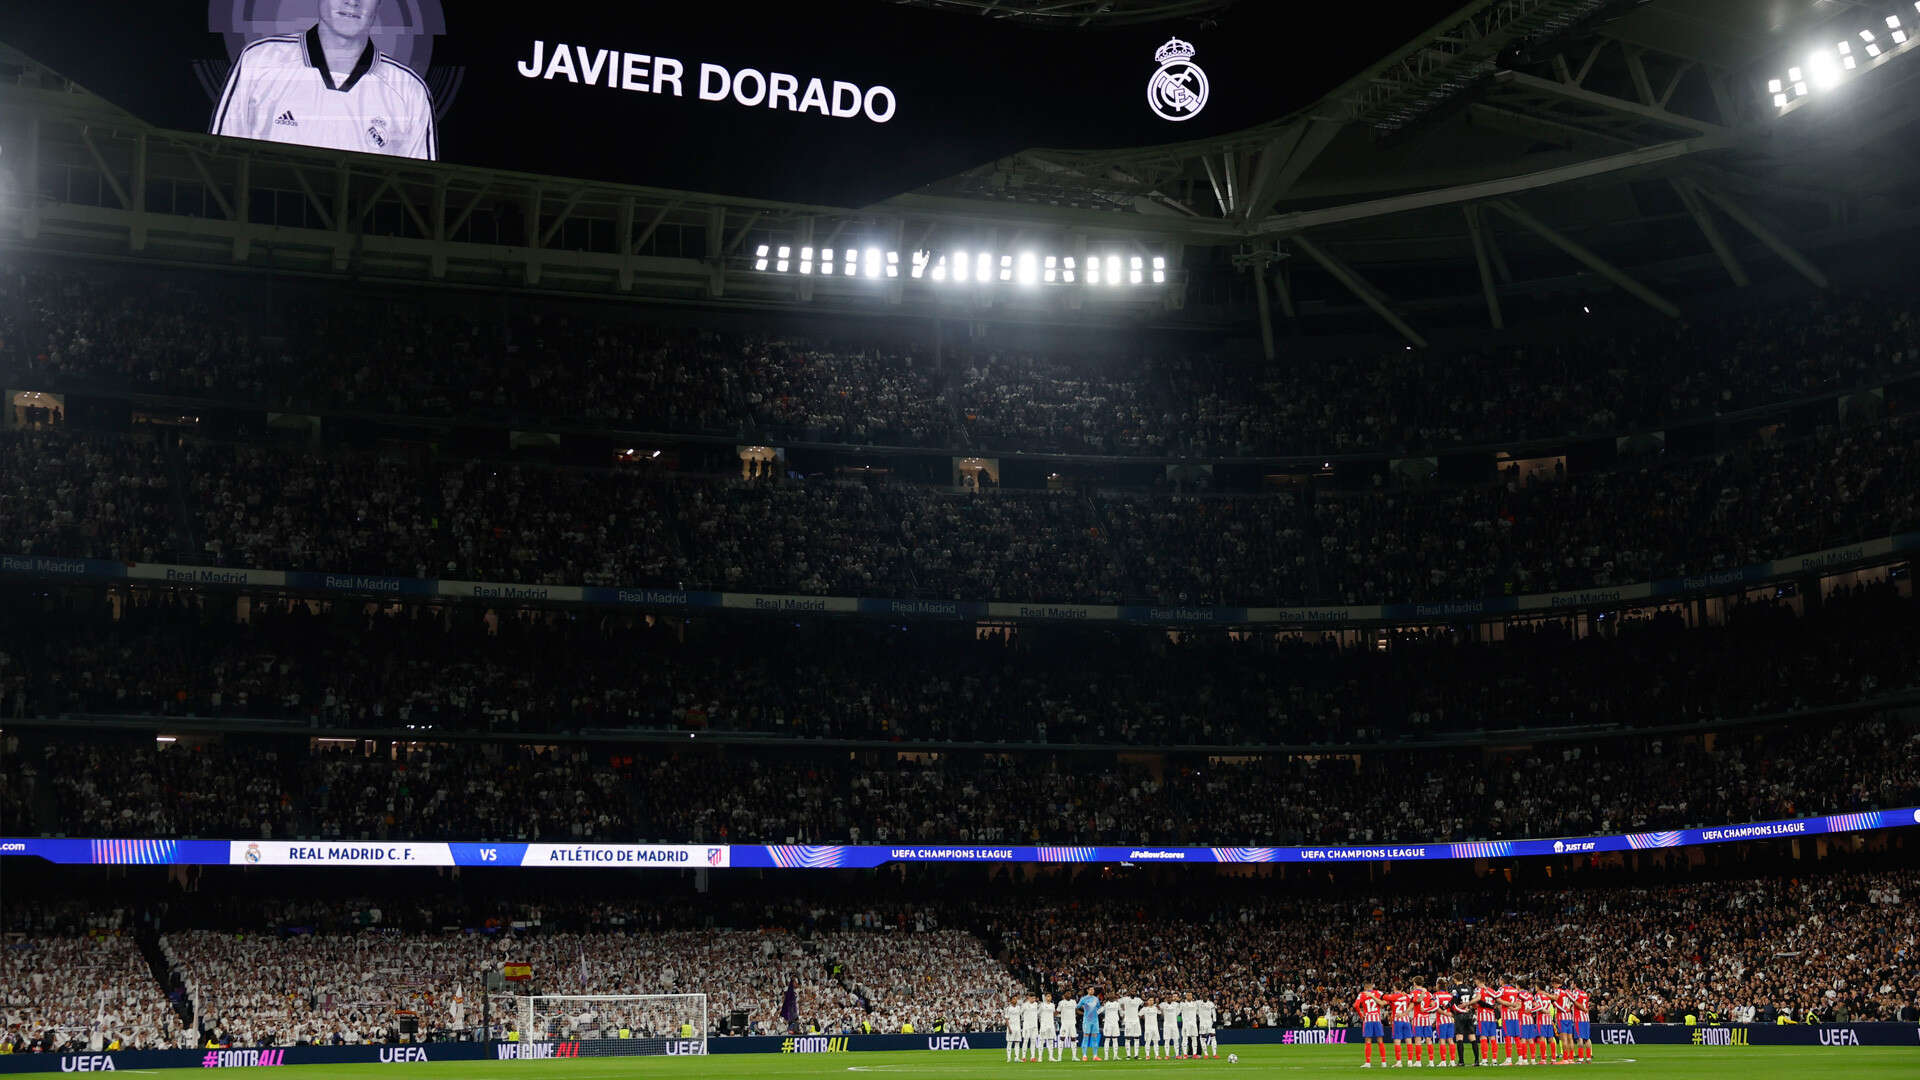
<box><xmin>508</xmin><ymin>994</ymin><xmax>708</xmax><ymax>1057</ymax></box>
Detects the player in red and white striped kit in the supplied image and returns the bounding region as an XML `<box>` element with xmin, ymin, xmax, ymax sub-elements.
<box><xmin>1429</xmin><ymin>986</ymin><xmax>1456</xmax><ymax>1067</ymax></box>
<box><xmin>1496</xmin><ymin>983</ymin><xmax>1524</xmax><ymax>1065</ymax></box>
<box><xmin>1385</xmin><ymin>987</ymin><xmax>1415</xmax><ymax>1067</ymax></box>
<box><xmin>1472</xmin><ymin>984</ymin><xmax>1499</xmax><ymax>1066</ymax></box>
<box><xmin>1354</xmin><ymin>985</ymin><xmax>1387</xmax><ymax>1068</ymax></box>
<box><xmin>1529</xmin><ymin>988</ymin><xmax>1554</xmax><ymax>1065</ymax></box>
<box><xmin>1573</xmin><ymin>986</ymin><xmax>1593</xmax><ymax>1064</ymax></box>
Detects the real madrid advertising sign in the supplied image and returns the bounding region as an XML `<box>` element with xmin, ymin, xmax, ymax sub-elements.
<box><xmin>0</xmin><ymin>2</ymin><xmax>1365</xmax><ymax>206</ymax></box>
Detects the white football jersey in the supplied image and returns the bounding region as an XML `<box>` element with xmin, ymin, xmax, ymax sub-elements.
<box><xmin>1184</xmin><ymin>1000</ymin><xmax>1201</xmax><ymax>1024</ymax></box>
<box><xmin>1199</xmin><ymin>1000</ymin><xmax>1217</xmax><ymax>1032</ymax></box>
<box><xmin>1121</xmin><ymin>996</ymin><xmax>1142</xmax><ymax>1027</ymax></box>
<box><xmin>1021</xmin><ymin>1001</ymin><xmax>1041</xmax><ymax>1031</ymax></box>
<box><xmin>1141</xmin><ymin>1004</ymin><xmax>1161</xmax><ymax>1031</ymax></box>
<box><xmin>1037</xmin><ymin>1003</ymin><xmax>1057</xmax><ymax>1035</ymax></box>
<box><xmin>1101</xmin><ymin>1000</ymin><xmax>1120</xmax><ymax>1032</ymax></box>
<box><xmin>1004</xmin><ymin>1004</ymin><xmax>1022</xmax><ymax>1035</ymax></box>
<box><xmin>212</xmin><ymin>26</ymin><xmax>436</xmax><ymax>160</ymax></box>
<box><xmin>1057</xmin><ymin>998</ymin><xmax>1076</xmax><ymax>1030</ymax></box>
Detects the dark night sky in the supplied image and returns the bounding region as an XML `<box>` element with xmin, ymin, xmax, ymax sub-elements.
<box><xmin>0</xmin><ymin>0</ymin><xmax>1462</xmax><ymax>205</ymax></box>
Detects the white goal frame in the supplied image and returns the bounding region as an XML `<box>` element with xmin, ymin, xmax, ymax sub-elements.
<box><xmin>514</xmin><ymin>993</ymin><xmax>708</xmax><ymax>1056</ymax></box>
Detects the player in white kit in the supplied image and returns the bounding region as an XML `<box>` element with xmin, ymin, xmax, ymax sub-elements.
<box><xmin>1054</xmin><ymin>994</ymin><xmax>1076</xmax><ymax>1062</ymax></box>
<box><xmin>211</xmin><ymin>0</ymin><xmax>437</xmax><ymax>160</ymax></box>
<box><xmin>1004</xmin><ymin>999</ymin><xmax>1023</xmax><ymax>1062</ymax></box>
<box><xmin>1120</xmin><ymin>994</ymin><xmax>1143</xmax><ymax>1059</ymax></box>
<box><xmin>1198</xmin><ymin>998</ymin><xmax>1218</xmax><ymax>1059</ymax></box>
<box><xmin>1099</xmin><ymin>997</ymin><xmax>1121</xmax><ymax>1060</ymax></box>
<box><xmin>1042</xmin><ymin>993</ymin><xmax>1062</xmax><ymax>1062</ymax></box>
<box><xmin>1020</xmin><ymin>996</ymin><xmax>1042</xmax><ymax>1062</ymax></box>
<box><xmin>1141</xmin><ymin>999</ymin><xmax>1164</xmax><ymax>1060</ymax></box>
<box><xmin>1178</xmin><ymin>997</ymin><xmax>1199</xmax><ymax>1058</ymax></box>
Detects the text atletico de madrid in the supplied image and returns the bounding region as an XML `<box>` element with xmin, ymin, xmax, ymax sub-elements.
<box><xmin>517</xmin><ymin>42</ymin><xmax>897</xmax><ymax>123</ymax></box>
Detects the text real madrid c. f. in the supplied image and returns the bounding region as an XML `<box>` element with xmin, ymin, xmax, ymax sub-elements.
<box><xmin>517</xmin><ymin>42</ymin><xmax>896</xmax><ymax>123</ymax></box>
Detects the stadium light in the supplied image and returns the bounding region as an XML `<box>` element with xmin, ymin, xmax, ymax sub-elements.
<box><xmin>1809</xmin><ymin>51</ymin><xmax>1841</xmax><ymax>89</ymax></box>
<box><xmin>745</xmin><ymin>244</ymin><xmax>1170</xmax><ymax>289</ymax></box>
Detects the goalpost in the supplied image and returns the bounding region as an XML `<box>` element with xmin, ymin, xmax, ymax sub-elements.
<box><xmin>509</xmin><ymin>994</ymin><xmax>708</xmax><ymax>1057</ymax></box>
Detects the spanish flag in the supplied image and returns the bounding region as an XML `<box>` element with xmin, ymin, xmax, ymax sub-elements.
<box><xmin>503</xmin><ymin>962</ymin><xmax>532</xmax><ymax>982</ymax></box>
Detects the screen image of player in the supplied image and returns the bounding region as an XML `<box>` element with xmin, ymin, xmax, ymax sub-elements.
<box><xmin>211</xmin><ymin>0</ymin><xmax>439</xmax><ymax>160</ymax></box>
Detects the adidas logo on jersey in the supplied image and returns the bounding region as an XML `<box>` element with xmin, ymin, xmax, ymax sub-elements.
<box><xmin>274</xmin><ymin>110</ymin><xmax>298</xmax><ymax>126</ymax></box>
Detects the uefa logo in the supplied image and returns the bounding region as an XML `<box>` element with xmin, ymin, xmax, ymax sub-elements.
<box><xmin>1147</xmin><ymin>38</ymin><xmax>1209</xmax><ymax>122</ymax></box>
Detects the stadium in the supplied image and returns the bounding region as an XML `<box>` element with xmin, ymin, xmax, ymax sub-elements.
<box><xmin>0</xmin><ymin>0</ymin><xmax>1917</xmax><ymax>1078</ymax></box>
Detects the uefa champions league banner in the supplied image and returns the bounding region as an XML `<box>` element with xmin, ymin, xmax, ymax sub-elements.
<box><xmin>5</xmin><ymin>807</ymin><xmax>1916</xmax><ymax>869</ymax></box>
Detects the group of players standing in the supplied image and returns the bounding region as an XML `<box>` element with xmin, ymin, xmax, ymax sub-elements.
<box><xmin>1004</xmin><ymin>993</ymin><xmax>1220</xmax><ymax>1062</ymax></box>
<box><xmin>1352</xmin><ymin>982</ymin><xmax>1594</xmax><ymax>1068</ymax></box>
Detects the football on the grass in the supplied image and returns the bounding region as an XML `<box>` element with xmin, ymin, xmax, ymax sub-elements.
<box><xmin>1227</xmin><ymin>1054</ymin><xmax>1238</xmax><ymax>1063</ymax></box>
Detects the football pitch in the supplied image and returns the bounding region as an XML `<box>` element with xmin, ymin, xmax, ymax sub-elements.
<box><xmin>75</xmin><ymin>1046</ymin><xmax>1916</xmax><ymax>1080</ymax></box>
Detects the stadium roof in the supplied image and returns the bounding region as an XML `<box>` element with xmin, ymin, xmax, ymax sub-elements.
<box><xmin>905</xmin><ymin>0</ymin><xmax>1920</xmax><ymax>337</ymax></box>
<box><xmin>2</xmin><ymin>0</ymin><xmax>1916</xmax><ymax>339</ymax></box>
<box><xmin>882</xmin><ymin>0</ymin><xmax>1240</xmax><ymax>26</ymax></box>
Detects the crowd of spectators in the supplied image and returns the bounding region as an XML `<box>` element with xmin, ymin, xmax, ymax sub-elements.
<box><xmin>5</xmin><ymin>414</ymin><xmax>1916</xmax><ymax>605</ymax></box>
<box><xmin>4</xmin><ymin>869</ymin><xmax>1914</xmax><ymax>1051</ymax></box>
<box><xmin>301</xmin><ymin>745</ymin><xmax>630</xmax><ymax>842</ymax></box>
<box><xmin>1</xmin><ymin>909</ymin><xmax>186</xmax><ymax>1052</ymax></box>
<box><xmin>0</xmin><ymin>428</ymin><xmax>175</xmax><ymax>563</ymax></box>
<box><xmin>186</xmin><ymin>441</ymin><xmax>432</xmax><ymax>575</ymax></box>
<box><xmin>1305</xmin><ymin>418</ymin><xmax>1920</xmax><ymax>603</ymax></box>
<box><xmin>148</xmin><ymin>900</ymin><xmax>1012</xmax><ymax>1045</ymax></box>
<box><xmin>161</xmin><ymin>929</ymin><xmax>471</xmax><ymax>1048</ymax></box>
<box><xmin>4</xmin><ymin>258</ymin><xmax>1914</xmax><ymax>458</ymax></box>
<box><xmin>983</xmin><ymin>869</ymin><xmax>1920</xmax><ymax>1029</ymax></box>
<box><xmin>3</xmin><ymin>580</ymin><xmax>1914</xmax><ymax>747</ymax></box>
<box><xmin>39</xmin><ymin>742</ymin><xmax>298</xmax><ymax>839</ymax></box>
<box><xmin>6</xmin><ymin>701</ymin><xmax>1914</xmax><ymax>846</ymax></box>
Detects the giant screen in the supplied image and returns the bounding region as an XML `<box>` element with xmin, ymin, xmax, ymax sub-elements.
<box><xmin>0</xmin><ymin>1</ymin><xmax>1437</xmax><ymax>205</ymax></box>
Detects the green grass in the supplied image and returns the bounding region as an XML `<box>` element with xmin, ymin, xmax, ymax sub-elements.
<box><xmin>84</xmin><ymin>1045</ymin><xmax>1916</xmax><ymax>1080</ymax></box>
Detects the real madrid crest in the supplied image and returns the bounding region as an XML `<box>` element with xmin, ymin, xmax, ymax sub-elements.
<box><xmin>1147</xmin><ymin>38</ymin><xmax>1208</xmax><ymax>122</ymax></box>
